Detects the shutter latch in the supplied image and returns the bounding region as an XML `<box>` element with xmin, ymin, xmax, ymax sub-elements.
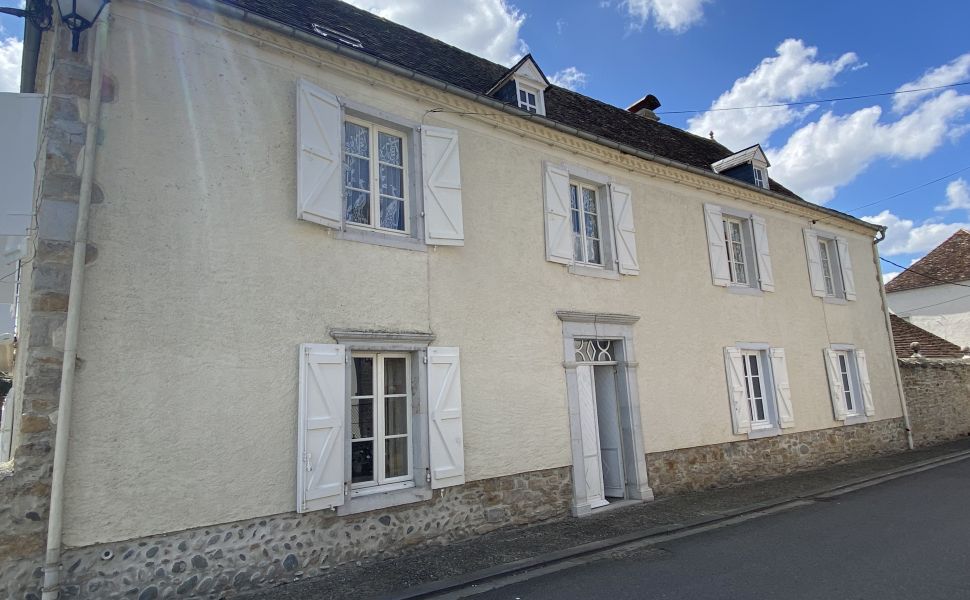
<box><xmin>425</xmin><ymin>468</ymin><xmax>431</xmax><ymax>483</ymax></box>
<box><xmin>305</xmin><ymin>452</ymin><xmax>312</xmax><ymax>472</ymax></box>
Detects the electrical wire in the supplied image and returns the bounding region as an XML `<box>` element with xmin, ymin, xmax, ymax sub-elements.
<box><xmin>894</xmin><ymin>291</ymin><xmax>970</xmax><ymax>313</ymax></box>
<box><xmin>880</xmin><ymin>256</ymin><xmax>970</xmax><ymax>288</ymax></box>
<box><xmin>657</xmin><ymin>81</ymin><xmax>970</xmax><ymax>115</ymax></box>
<box><xmin>845</xmin><ymin>164</ymin><xmax>970</xmax><ymax>214</ymax></box>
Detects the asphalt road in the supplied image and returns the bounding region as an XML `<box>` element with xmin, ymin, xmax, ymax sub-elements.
<box><xmin>469</xmin><ymin>459</ymin><xmax>970</xmax><ymax>600</ymax></box>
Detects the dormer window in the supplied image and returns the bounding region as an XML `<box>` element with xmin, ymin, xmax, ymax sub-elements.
<box><xmin>712</xmin><ymin>144</ymin><xmax>771</xmax><ymax>191</ymax></box>
<box><xmin>487</xmin><ymin>54</ymin><xmax>550</xmax><ymax>117</ymax></box>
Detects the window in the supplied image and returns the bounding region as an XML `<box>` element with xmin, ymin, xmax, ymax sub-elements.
<box><xmin>518</xmin><ymin>86</ymin><xmax>539</xmax><ymax>113</ymax></box>
<box><xmin>343</xmin><ymin>118</ymin><xmax>408</xmax><ymax>233</ymax></box>
<box><xmin>823</xmin><ymin>346</ymin><xmax>873</xmax><ymax>423</ymax></box>
<box><xmin>834</xmin><ymin>351</ymin><xmax>857</xmax><ymax>415</ymax></box>
<box><xmin>351</xmin><ymin>353</ymin><xmax>412</xmax><ymax>493</ymax></box>
<box><xmin>753</xmin><ymin>166</ymin><xmax>767</xmax><ymax>189</ymax></box>
<box><xmin>817</xmin><ymin>237</ymin><xmax>843</xmax><ymax>298</ymax></box>
<box><xmin>570</xmin><ymin>182</ymin><xmax>603</xmax><ymax>266</ymax></box>
<box><xmin>724</xmin><ymin>346</ymin><xmax>794</xmax><ymax>437</ymax></box>
<box><xmin>722</xmin><ymin>216</ymin><xmax>752</xmax><ymax>286</ymax></box>
<box><xmin>803</xmin><ymin>229</ymin><xmax>856</xmax><ymax>301</ymax></box>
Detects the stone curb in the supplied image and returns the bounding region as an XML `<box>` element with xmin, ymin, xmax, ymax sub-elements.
<box><xmin>381</xmin><ymin>447</ymin><xmax>970</xmax><ymax>600</ymax></box>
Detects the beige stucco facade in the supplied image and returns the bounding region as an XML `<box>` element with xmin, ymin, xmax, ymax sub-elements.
<box><xmin>40</xmin><ymin>0</ymin><xmax>902</xmax><ymax>549</ymax></box>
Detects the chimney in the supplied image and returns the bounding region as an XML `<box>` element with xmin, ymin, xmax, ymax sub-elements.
<box><xmin>627</xmin><ymin>94</ymin><xmax>661</xmax><ymax>121</ymax></box>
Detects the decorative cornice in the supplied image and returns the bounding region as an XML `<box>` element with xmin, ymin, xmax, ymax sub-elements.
<box><xmin>556</xmin><ymin>311</ymin><xmax>640</xmax><ymax>325</ymax></box>
<box><xmin>330</xmin><ymin>329</ymin><xmax>436</xmax><ymax>344</ymax></box>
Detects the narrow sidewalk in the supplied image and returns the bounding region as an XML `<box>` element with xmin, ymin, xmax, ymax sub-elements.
<box><xmin>240</xmin><ymin>439</ymin><xmax>970</xmax><ymax>600</ymax></box>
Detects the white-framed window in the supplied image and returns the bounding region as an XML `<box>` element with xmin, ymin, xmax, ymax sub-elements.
<box><xmin>343</xmin><ymin>117</ymin><xmax>409</xmax><ymax>234</ymax></box>
<box><xmin>704</xmin><ymin>204</ymin><xmax>774</xmax><ymax>292</ymax></box>
<box><xmin>803</xmin><ymin>230</ymin><xmax>856</xmax><ymax>301</ymax></box>
<box><xmin>350</xmin><ymin>352</ymin><xmax>413</xmax><ymax>493</ymax></box>
<box><xmin>724</xmin><ymin>346</ymin><xmax>794</xmax><ymax>437</ymax></box>
<box><xmin>543</xmin><ymin>162</ymin><xmax>640</xmax><ymax>277</ymax></box>
<box><xmin>570</xmin><ymin>182</ymin><xmax>603</xmax><ymax>266</ymax></box>
<box><xmin>823</xmin><ymin>346</ymin><xmax>874</xmax><ymax>423</ymax></box>
<box><xmin>297</xmin><ymin>79</ymin><xmax>465</xmax><ymax>248</ymax></box>
<box><xmin>518</xmin><ymin>84</ymin><xmax>539</xmax><ymax>113</ymax></box>
<box><xmin>298</xmin><ymin>341</ymin><xmax>466</xmax><ymax>515</ymax></box>
<box><xmin>753</xmin><ymin>166</ymin><xmax>767</xmax><ymax>189</ymax></box>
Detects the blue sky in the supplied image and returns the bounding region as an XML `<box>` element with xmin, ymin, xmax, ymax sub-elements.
<box><xmin>3</xmin><ymin>0</ymin><xmax>969</xmax><ymax>279</ymax></box>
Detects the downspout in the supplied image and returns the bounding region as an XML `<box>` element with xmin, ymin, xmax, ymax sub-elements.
<box><xmin>19</xmin><ymin>1</ymin><xmax>41</xmax><ymax>93</ymax></box>
<box><xmin>873</xmin><ymin>227</ymin><xmax>914</xmax><ymax>450</ymax></box>
<box><xmin>42</xmin><ymin>5</ymin><xmax>111</xmax><ymax>599</ymax></box>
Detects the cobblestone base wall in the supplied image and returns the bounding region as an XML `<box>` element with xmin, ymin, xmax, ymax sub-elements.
<box><xmin>7</xmin><ymin>467</ymin><xmax>571</xmax><ymax>599</ymax></box>
<box><xmin>646</xmin><ymin>418</ymin><xmax>908</xmax><ymax>496</ymax></box>
<box><xmin>899</xmin><ymin>358</ymin><xmax>970</xmax><ymax>447</ymax></box>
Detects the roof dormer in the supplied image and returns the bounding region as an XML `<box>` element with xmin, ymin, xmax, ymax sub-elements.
<box><xmin>711</xmin><ymin>144</ymin><xmax>771</xmax><ymax>190</ymax></box>
<box><xmin>487</xmin><ymin>54</ymin><xmax>551</xmax><ymax>116</ymax></box>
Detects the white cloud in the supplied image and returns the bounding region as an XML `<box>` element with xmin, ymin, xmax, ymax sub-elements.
<box><xmin>0</xmin><ymin>36</ymin><xmax>23</xmax><ymax>93</ymax></box>
<box><xmin>882</xmin><ymin>272</ymin><xmax>900</xmax><ymax>284</ymax></box>
<box><xmin>342</xmin><ymin>0</ymin><xmax>527</xmax><ymax>66</ymax></box>
<box><xmin>556</xmin><ymin>18</ymin><xmax>566</xmax><ymax>35</ymax></box>
<box><xmin>769</xmin><ymin>90</ymin><xmax>970</xmax><ymax>203</ymax></box>
<box><xmin>936</xmin><ymin>178</ymin><xmax>970</xmax><ymax>212</ymax></box>
<box><xmin>894</xmin><ymin>53</ymin><xmax>970</xmax><ymax>113</ymax></box>
<box><xmin>549</xmin><ymin>67</ymin><xmax>587</xmax><ymax>90</ymax></box>
<box><xmin>863</xmin><ymin>209</ymin><xmax>970</xmax><ymax>257</ymax></box>
<box><xmin>622</xmin><ymin>0</ymin><xmax>711</xmax><ymax>33</ymax></box>
<box><xmin>687</xmin><ymin>39</ymin><xmax>858</xmax><ymax>151</ymax></box>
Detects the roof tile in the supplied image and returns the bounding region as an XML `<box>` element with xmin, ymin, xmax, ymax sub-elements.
<box><xmin>890</xmin><ymin>314</ymin><xmax>965</xmax><ymax>358</ymax></box>
<box><xmin>885</xmin><ymin>229</ymin><xmax>970</xmax><ymax>293</ymax></box>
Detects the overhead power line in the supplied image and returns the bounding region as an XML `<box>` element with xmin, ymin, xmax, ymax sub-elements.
<box><xmin>880</xmin><ymin>256</ymin><xmax>970</xmax><ymax>288</ymax></box>
<box><xmin>845</xmin><ymin>164</ymin><xmax>970</xmax><ymax>214</ymax></box>
<box><xmin>658</xmin><ymin>81</ymin><xmax>970</xmax><ymax>115</ymax></box>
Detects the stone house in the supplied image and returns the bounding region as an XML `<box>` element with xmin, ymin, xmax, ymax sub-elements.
<box><xmin>886</xmin><ymin>229</ymin><xmax>970</xmax><ymax>348</ymax></box>
<box><xmin>1</xmin><ymin>0</ymin><xmax>910</xmax><ymax>597</ymax></box>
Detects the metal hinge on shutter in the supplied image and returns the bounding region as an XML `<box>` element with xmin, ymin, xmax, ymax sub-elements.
<box><xmin>304</xmin><ymin>452</ymin><xmax>312</xmax><ymax>472</ymax></box>
<box><xmin>426</xmin><ymin>468</ymin><xmax>431</xmax><ymax>483</ymax></box>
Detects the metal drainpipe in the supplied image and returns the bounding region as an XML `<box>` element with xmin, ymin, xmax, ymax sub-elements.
<box><xmin>42</xmin><ymin>6</ymin><xmax>111</xmax><ymax>599</ymax></box>
<box><xmin>873</xmin><ymin>228</ymin><xmax>914</xmax><ymax>450</ymax></box>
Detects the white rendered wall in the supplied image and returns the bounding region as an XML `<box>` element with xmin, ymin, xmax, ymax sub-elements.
<box><xmin>57</xmin><ymin>1</ymin><xmax>903</xmax><ymax>547</ymax></box>
<box><xmin>887</xmin><ymin>281</ymin><xmax>970</xmax><ymax>348</ymax></box>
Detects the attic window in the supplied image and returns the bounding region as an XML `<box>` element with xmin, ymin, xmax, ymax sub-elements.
<box><xmin>312</xmin><ymin>23</ymin><xmax>363</xmax><ymax>48</ymax></box>
<box><xmin>753</xmin><ymin>167</ymin><xmax>767</xmax><ymax>189</ymax></box>
<box><xmin>711</xmin><ymin>144</ymin><xmax>771</xmax><ymax>191</ymax></box>
<box><xmin>486</xmin><ymin>54</ymin><xmax>550</xmax><ymax>117</ymax></box>
<box><xmin>518</xmin><ymin>85</ymin><xmax>539</xmax><ymax>113</ymax></box>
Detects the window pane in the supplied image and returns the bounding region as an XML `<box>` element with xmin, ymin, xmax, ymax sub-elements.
<box><xmin>519</xmin><ymin>89</ymin><xmax>527</xmax><ymax>102</ymax></box>
<box><xmin>748</xmin><ymin>355</ymin><xmax>759</xmax><ymax>376</ymax></box>
<box><xmin>583</xmin><ymin>188</ymin><xmax>597</xmax><ymax>214</ymax></box>
<box><xmin>751</xmin><ymin>372</ymin><xmax>762</xmax><ymax>399</ymax></box>
<box><xmin>584</xmin><ymin>211</ymin><xmax>599</xmax><ymax>239</ymax></box>
<box><xmin>384</xmin><ymin>357</ymin><xmax>407</xmax><ymax>395</ymax></box>
<box><xmin>570</xmin><ymin>184</ymin><xmax>579</xmax><ymax>210</ymax></box>
<box><xmin>353</xmin><ymin>357</ymin><xmax>374</xmax><ymax>396</ymax></box>
<box><xmin>343</xmin><ymin>154</ymin><xmax>370</xmax><ymax>191</ymax></box>
<box><xmin>345</xmin><ymin>190</ymin><xmax>370</xmax><ymax>225</ymax></box>
<box><xmin>527</xmin><ymin>92</ymin><xmax>536</xmax><ymax>104</ymax></box>
<box><xmin>729</xmin><ymin>222</ymin><xmax>742</xmax><ymax>244</ymax></box>
<box><xmin>351</xmin><ymin>397</ymin><xmax>374</xmax><ymax>439</ymax></box>
<box><xmin>571</xmin><ymin>208</ymin><xmax>580</xmax><ymax>234</ymax></box>
<box><xmin>586</xmin><ymin>238</ymin><xmax>601</xmax><ymax>264</ymax></box>
<box><xmin>573</xmin><ymin>234</ymin><xmax>583</xmax><ymax>262</ymax></box>
<box><xmin>351</xmin><ymin>440</ymin><xmax>374</xmax><ymax>483</ymax></box>
<box><xmin>379</xmin><ymin>164</ymin><xmax>404</xmax><ymax>199</ymax></box>
<box><xmin>754</xmin><ymin>397</ymin><xmax>766</xmax><ymax>421</ymax></box>
<box><xmin>377</xmin><ymin>132</ymin><xmax>403</xmax><ymax>166</ymax></box>
<box><xmin>385</xmin><ymin>396</ymin><xmax>408</xmax><ymax>436</ymax></box>
<box><xmin>344</xmin><ymin>122</ymin><xmax>370</xmax><ymax>156</ymax></box>
<box><xmin>735</xmin><ymin>261</ymin><xmax>747</xmax><ymax>284</ymax></box>
<box><xmin>385</xmin><ymin>437</ymin><xmax>409</xmax><ymax>478</ymax></box>
<box><xmin>379</xmin><ymin>197</ymin><xmax>405</xmax><ymax>231</ymax></box>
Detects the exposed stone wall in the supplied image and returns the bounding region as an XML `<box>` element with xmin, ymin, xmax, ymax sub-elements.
<box><xmin>646</xmin><ymin>418</ymin><xmax>909</xmax><ymax>496</ymax></box>
<box><xmin>899</xmin><ymin>358</ymin><xmax>970</xmax><ymax>447</ymax></box>
<box><xmin>0</xmin><ymin>25</ymin><xmax>110</xmax><ymax>600</ymax></box>
<box><xmin>5</xmin><ymin>467</ymin><xmax>571</xmax><ymax>599</ymax></box>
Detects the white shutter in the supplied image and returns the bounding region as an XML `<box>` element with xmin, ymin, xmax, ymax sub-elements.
<box><xmin>855</xmin><ymin>349</ymin><xmax>875</xmax><ymax>416</ymax></box>
<box><xmin>298</xmin><ymin>343</ymin><xmax>346</xmax><ymax>512</ymax></box>
<box><xmin>769</xmin><ymin>348</ymin><xmax>794</xmax><ymax>428</ymax></box>
<box><xmin>544</xmin><ymin>164</ymin><xmax>574</xmax><ymax>264</ymax></box>
<box><xmin>609</xmin><ymin>183</ymin><xmax>639</xmax><ymax>275</ymax></box>
<box><xmin>836</xmin><ymin>237</ymin><xmax>857</xmax><ymax>301</ymax></box>
<box><xmin>422</xmin><ymin>126</ymin><xmax>464</xmax><ymax>245</ymax></box>
<box><xmin>428</xmin><ymin>347</ymin><xmax>465</xmax><ymax>489</ymax></box>
<box><xmin>751</xmin><ymin>215</ymin><xmax>775</xmax><ymax>292</ymax></box>
<box><xmin>297</xmin><ymin>80</ymin><xmax>343</xmax><ymax>229</ymax></box>
<box><xmin>724</xmin><ymin>347</ymin><xmax>751</xmax><ymax>435</ymax></box>
<box><xmin>823</xmin><ymin>349</ymin><xmax>848</xmax><ymax>421</ymax></box>
<box><xmin>704</xmin><ymin>204</ymin><xmax>731</xmax><ymax>286</ymax></box>
<box><xmin>803</xmin><ymin>229</ymin><xmax>827</xmax><ymax>297</ymax></box>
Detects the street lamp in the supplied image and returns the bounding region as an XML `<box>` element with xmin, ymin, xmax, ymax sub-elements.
<box><xmin>56</xmin><ymin>0</ymin><xmax>110</xmax><ymax>51</ymax></box>
<box><xmin>0</xmin><ymin>0</ymin><xmax>54</xmax><ymax>32</ymax></box>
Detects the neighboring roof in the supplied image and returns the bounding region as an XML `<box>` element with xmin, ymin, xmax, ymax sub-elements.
<box><xmin>889</xmin><ymin>314</ymin><xmax>965</xmax><ymax>358</ymax></box>
<box><xmin>211</xmin><ymin>0</ymin><xmax>872</xmax><ymax>229</ymax></box>
<box><xmin>885</xmin><ymin>229</ymin><xmax>970</xmax><ymax>293</ymax></box>
<box><xmin>711</xmin><ymin>144</ymin><xmax>770</xmax><ymax>172</ymax></box>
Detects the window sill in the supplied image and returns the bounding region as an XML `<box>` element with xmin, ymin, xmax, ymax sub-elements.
<box><xmin>336</xmin><ymin>227</ymin><xmax>427</xmax><ymax>252</ymax></box>
<box><xmin>726</xmin><ymin>284</ymin><xmax>763</xmax><ymax>297</ymax></box>
<box><xmin>567</xmin><ymin>263</ymin><xmax>620</xmax><ymax>280</ymax></box>
<box><xmin>822</xmin><ymin>296</ymin><xmax>848</xmax><ymax>305</ymax></box>
<box><xmin>842</xmin><ymin>414</ymin><xmax>869</xmax><ymax>426</ymax></box>
<box><xmin>747</xmin><ymin>426</ymin><xmax>781</xmax><ymax>440</ymax></box>
<box><xmin>337</xmin><ymin>484</ymin><xmax>432</xmax><ymax>516</ymax></box>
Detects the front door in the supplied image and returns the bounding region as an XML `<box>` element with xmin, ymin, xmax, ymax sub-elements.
<box><xmin>594</xmin><ymin>365</ymin><xmax>625</xmax><ymax>498</ymax></box>
<box><xmin>576</xmin><ymin>365</ymin><xmax>609</xmax><ymax>509</ymax></box>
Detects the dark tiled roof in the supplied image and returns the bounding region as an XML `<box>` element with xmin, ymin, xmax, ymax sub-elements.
<box><xmin>885</xmin><ymin>230</ymin><xmax>970</xmax><ymax>293</ymax></box>
<box><xmin>890</xmin><ymin>314</ymin><xmax>965</xmax><ymax>358</ymax></box>
<box><xmin>215</xmin><ymin>0</ymin><xmax>805</xmax><ymax>199</ymax></box>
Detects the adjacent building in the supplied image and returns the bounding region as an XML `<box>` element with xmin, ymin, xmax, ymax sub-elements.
<box><xmin>1</xmin><ymin>0</ymin><xmax>909</xmax><ymax>597</ymax></box>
